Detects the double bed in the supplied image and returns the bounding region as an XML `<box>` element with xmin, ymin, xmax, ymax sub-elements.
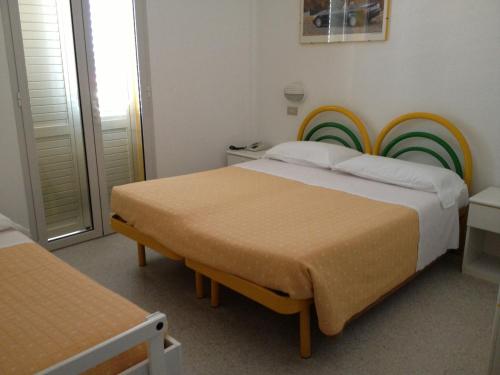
<box><xmin>111</xmin><ymin>106</ymin><xmax>472</xmax><ymax>358</ymax></box>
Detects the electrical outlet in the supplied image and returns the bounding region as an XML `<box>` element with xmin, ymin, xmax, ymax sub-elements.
<box><xmin>287</xmin><ymin>106</ymin><xmax>298</xmax><ymax>116</ymax></box>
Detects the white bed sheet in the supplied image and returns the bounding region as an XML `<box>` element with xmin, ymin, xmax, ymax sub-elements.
<box><xmin>0</xmin><ymin>229</ymin><xmax>33</xmax><ymax>249</ymax></box>
<box><xmin>238</xmin><ymin>159</ymin><xmax>462</xmax><ymax>271</ymax></box>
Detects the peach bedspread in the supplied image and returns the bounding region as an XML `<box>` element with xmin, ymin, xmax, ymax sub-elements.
<box><xmin>0</xmin><ymin>242</ymin><xmax>148</xmax><ymax>374</ymax></box>
<box><xmin>112</xmin><ymin>167</ymin><xmax>419</xmax><ymax>335</ymax></box>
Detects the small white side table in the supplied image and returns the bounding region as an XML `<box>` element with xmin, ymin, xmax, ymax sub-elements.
<box><xmin>226</xmin><ymin>149</ymin><xmax>268</xmax><ymax>166</ymax></box>
<box><xmin>462</xmin><ymin>187</ymin><xmax>500</xmax><ymax>283</ymax></box>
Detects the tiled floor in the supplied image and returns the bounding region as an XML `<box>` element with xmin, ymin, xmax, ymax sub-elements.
<box><xmin>56</xmin><ymin>234</ymin><xmax>497</xmax><ymax>375</ymax></box>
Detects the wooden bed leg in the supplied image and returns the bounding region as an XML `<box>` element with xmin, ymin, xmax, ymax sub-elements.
<box><xmin>300</xmin><ymin>305</ymin><xmax>311</xmax><ymax>359</ymax></box>
<box><xmin>195</xmin><ymin>272</ymin><xmax>204</xmax><ymax>299</ymax></box>
<box><xmin>137</xmin><ymin>243</ymin><xmax>146</xmax><ymax>267</ymax></box>
<box><xmin>211</xmin><ymin>280</ymin><xmax>220</xmax><ymax>308</ymax></box>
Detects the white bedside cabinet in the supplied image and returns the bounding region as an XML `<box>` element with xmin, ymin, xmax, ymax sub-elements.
<box><xmin>226</xmin><ymin>149</ymin><xmax>268</xmax><ymax>166</ymax></box>
<box><xmin>462</xmin><ymin>187</ymin><xmax>500</xmax><ymax>283</ymax></box>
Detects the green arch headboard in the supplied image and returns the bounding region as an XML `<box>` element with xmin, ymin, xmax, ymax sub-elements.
<box><xmin>297</xmin><ymin>106</ymin><xmax>372</xmax><ymax>153</ymax></box>
<box><xmin>374</xmin><ymin>112</ymin><xmax>473</xmax><ymax>190</ymax></box>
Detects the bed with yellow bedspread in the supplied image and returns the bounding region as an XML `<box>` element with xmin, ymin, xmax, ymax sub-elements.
<box><xmin>0</xmin><ymin>242</ymin><xmax>148</xmax><ymax>375</ymax></box>
<box><xmin>112</xmin><ymin>166</ymin><xmax>419</xmax><ymax>335</ymax></box>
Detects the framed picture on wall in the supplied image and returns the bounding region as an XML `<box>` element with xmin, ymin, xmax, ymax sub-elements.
<box><xmin>300</xmin><ymin>0</ymin><xmax>390</xmax><ymax>43</ymax></box>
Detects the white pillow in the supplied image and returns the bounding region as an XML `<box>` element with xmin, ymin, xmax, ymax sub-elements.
<box><xmin>334</xmin><ymin>155</ymin><xmax>468</xmax><ymax>208</ymax></box>
<box><xmin>263</xmin><ymin>141</ymin><xmax>361</xmax><ymax>169</ymax></box>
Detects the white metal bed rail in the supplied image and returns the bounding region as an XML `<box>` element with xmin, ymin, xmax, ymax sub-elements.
<box><xmin>37</xmin><ymin>312</ymin><xmax>169</xmax><ymax>375</ymax></box>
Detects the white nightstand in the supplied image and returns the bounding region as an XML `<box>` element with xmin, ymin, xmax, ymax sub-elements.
<box><xmin>462</xmin><ymin>187</ymin><xmax>500</xmax><ymax>283</ymax></box>
<box><xmin>226</xmin><ymin>149</ymin><xmax>268</xmax><ymax>166</ymax></box>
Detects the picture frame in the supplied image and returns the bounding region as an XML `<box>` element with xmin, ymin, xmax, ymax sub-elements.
<box><xmin>300</xmin><ymin>0</ymin><xmax>391</xmax><ymax>44</ymax></box>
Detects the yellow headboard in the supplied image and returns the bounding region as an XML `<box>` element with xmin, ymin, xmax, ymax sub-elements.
<box><xmin>374</xmin><ymin>112</ymin><xmax>473</xmax><ymax>190</ymax></box>
<box><xmin>297</xmin><ymin>106</ymin><xmax>372</xmax><ymax>154</ymax></box>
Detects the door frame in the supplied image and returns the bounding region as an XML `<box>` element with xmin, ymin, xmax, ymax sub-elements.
<box><xmin>79</xmin><ymin>0</ymin><xmax>156</xmax><ymax>235</ymax></box>
<box><xmin>0</xmin><ymin>0</ymin><xmax>156</xmax><ymax>249</ymax></box>
<box><xmin>1</xmin><ymin>0</ymin><xmax>158</xmax><ymax>250</ymax></box>
<box><xmin>132</xmin><ymin>0</ymin><xmax>157</xmax><ymax>181</ymax></box>
<box><xmin>3</xmin><ymin>0</ymin><xmax>104</xmax><ymax>250</ymax></box>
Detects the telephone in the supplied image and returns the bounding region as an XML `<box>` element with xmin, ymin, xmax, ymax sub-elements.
<box><xmin>228</xmin><ymin>142</ymin><xmax>270</xmax><ymax>152</ymax></box>
<box><xmin>246</xmin><ymin>142</ymin><xmax>270</xmax><ymax>152</ymax></box>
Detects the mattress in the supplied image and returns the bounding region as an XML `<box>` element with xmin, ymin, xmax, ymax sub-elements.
<box><xmin>0</xmin><ymin>229</ymin><xmax>33</xmax><ymax>248</ymax></box>
<box><xmin>0</xmin><ymin>242</ymin><xmax>148</xmax><ymax>375</ymax></box>
<box><xmin>112</xmin><ymin>165</ymin><xmax>421</xmax><ymax>335</ymax></box>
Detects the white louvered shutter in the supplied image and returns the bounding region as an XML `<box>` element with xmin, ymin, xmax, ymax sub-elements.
<box><xmin>20</xmin><ymin>0</ymin><xmax>92</xmax><ymax>238</ymax></box>
<box><xmin>102</xmin><ymin>120</ymin><xmax>136</xmax><ymax>199</ymax></box>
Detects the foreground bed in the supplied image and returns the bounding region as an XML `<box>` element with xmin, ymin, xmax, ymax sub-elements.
<box><xmin>111</xmin><ymin>107</ymin><xmax>472</xmax><ymax>358</ymax></box>
<box><xmin>0</xmin><ymin>223</ymin><xmax>181</xmax><ymax>375</ymax></box>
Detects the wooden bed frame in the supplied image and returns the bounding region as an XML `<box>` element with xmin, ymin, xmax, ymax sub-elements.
<box><xmin>111</xmin><ymin>108</ymin><xmax>473</xmax><ymax>358</ymax></box>
<box><xmin>112</xmin><ymin>214</ymin><xmax>314</xmax><ymax>358</ymax></box>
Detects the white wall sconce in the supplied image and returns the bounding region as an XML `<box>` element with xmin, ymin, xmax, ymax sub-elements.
<box><xmin>284</xmin><ymin>82</ymin><xmax>305</xmax><ymax>103</ymax></box>
<box><xmin>284</xmin><ymin>82</ymin><xmax>305</xmax><ymax>116</ymax></box>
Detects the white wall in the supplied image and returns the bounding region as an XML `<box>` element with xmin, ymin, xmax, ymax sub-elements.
<box><xmin>255</xmin><ymin>0</ymin><xmax>500</xmax><ymax>192</ymax></box>
<box><xmin>0</xmin><ymin>6</ymin><xmax>31</xmax><ymax>230</ymax></box>
<box><xmin>2</xmin><ymin>0</ymin><xmax>499</xmax><ymax>234</ymax></box>
<box><xmin>146</xmin><ymin>0</ymin><xmax>257</xmax><ymax>177</ymax></box>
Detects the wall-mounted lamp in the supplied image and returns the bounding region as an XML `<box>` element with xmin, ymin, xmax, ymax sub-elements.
<box><xmin>284</xmin><ymin>82</ymin><xmax>305</xmax><ymax>103</ymax></box>
<box><xmin>284</xmin><ymin>82</ymin><xmax>305</xmax><ymax>116</ymax></box>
